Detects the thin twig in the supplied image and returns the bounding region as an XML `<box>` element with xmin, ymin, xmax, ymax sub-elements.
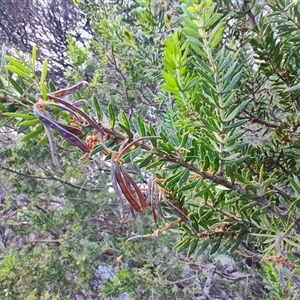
<box><xmin>165</xmin><ymin>275</ymin><xmax>197</xmax><ymax>286</ymax></box>
<box><xmin>0</xmin><ymin>165</ymin><xmax>104</xmax><ymax>192</ymax></box>
<box><xmin>126</xmin><ymin>220</ymin><xmax>179</xmax><ymax>242</ymax></box>
<box><xmin>29</xmin><ymin>239</ymin><xmax>60</xmax><ymax>243</ymax></box>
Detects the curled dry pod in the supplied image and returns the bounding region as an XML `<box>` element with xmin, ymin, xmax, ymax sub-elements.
<box><xmin>49</xmin><ymin>81</ymin><xmax>89</xmax><ymax>98</ymax></box>
<box><xmin>147</xmin><ymin>178</ymin><xmax>165</xmax><ymax>222</ymax></box>
<box><xmin>162</xmin><ymin>195</ymin><xmax>189</xmax><ymax>223</ymax></box>
<box><xmin>147</xmin><ymin>179</ymin><xmax>157</xmax><ymax>222</ymax></box>
<box><xmin>55</xmin><ymin>122</ymin><xmax>84</xmax><ymax>136</ymax></box>
<box><xmin>33</xmin><ymin>104</ymin><xmax>90</xmax><ymax>153</ymax></box>
<box><xmin>47</xmin><ymin>94</ymin><xmax>112</xmax><ymax>154</ymax></box>
<box><xmin>121</xmin><ymin>168</ymin><xmax>147</xmax><ymax>209</ymax></box>
<box><xmin>154</xmin><ymin>183</ymin><xmax>164</xmax><ymax>220</ymax></box>
<box><xmin>45</xmin><ymin>126</ymin><xmax>60</xmax><ymax>168</ymax></box>
<box><xmin>113</xmin><ymin>162</ymin><xmax>142</xmax><ymax>212</ymax></box>
<box><xmin>111</xmin><ymin>161</ymin><xmax>125</xmax><ymax>218</ymax></box>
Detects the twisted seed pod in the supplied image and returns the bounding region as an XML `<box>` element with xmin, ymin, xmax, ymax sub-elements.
<box><xmin>162</xmin><ymin>194</ymin><xmax>189</xmax><ymax>223</ymax></box>
<box><xmin>111</xmin><ymin>161</ymin><xmax>125</xmax><ymax>218</ymax></box>
<box><xmin>44</xmin><ymin>126</ymin><xmax>59</xmax><ymax>168</ymax></box>
<box><xmin>114</xmin><ymin>163</ymin><xmax>142</xmax><ymax>212</ymax></box>
<box><xmin>33</xmin><ymin>104</ymin><xmax>90</xmax><ymax>153</ymax></box>
<box><xmin>49</xmin><ymin>81</ymin><xmax>89</xmax><ymax>98</ymax></box>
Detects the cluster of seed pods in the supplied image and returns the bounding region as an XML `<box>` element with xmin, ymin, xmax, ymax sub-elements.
<box><xmin>33</xmin><ymin>82</ymin><xmax>188</xmax><ymax>222</ymax></box>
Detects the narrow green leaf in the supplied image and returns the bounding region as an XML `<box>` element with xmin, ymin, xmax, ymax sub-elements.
<box><xmin>179</xmin><ymin>132</ymin><xmax>189</xmax><ymax>147</ymax></box>
<box><xmin>240</xmin><ymin>201</ymin><xmax>257</xmax><ymax>211</ymax></box>
<box><xmin>225</xmin><ymin>129</ymin><xmax>246</xmax><ymax>143</ymax></box>
<box><xmin>164</xmin><ymin>50</ymin><xmax>176</xmax><ymax>69</ymax></box>
<box><xmin>6</xmin><ymin>65</ymin><xmax>31</xmax><ymax>79</ymax></box>
<box><xmin>40</xmin><ymin>59</ymin><xmax>48</xmax><ymax>85</ymax></box>
<box><xmin>2</xmin><ymin>112</ymin><xmax>36</xmax><ymax>119</ymax></box>
<box><xmin>182</xmin><ymin>27</ymin><xmax>202</xmax><ymax>39</ymax></box>
<box><xmin>208</xmin><ymin>138</ymin><xmax>220</xmax><ymax>153</ymax></box>
<box><xmin>5</xmin><ymin>56</ymin><xmax>28</xmax><ymax>72</ymax></box>
<box><xmin>213</xmin><ymin>130</ymin><xmax>228</xmax><ymax>144</ymax></box>
<box><xmin>161</xmin><ymin>83</ymin><xmax>179</xmax><ymax>93</ymax></box>
<box><xmin>90</xmin><ymin>140</ymin><xmax>115</xmax><ymax>156</ymax></box>
<box><xmin>0</xmin><ymin>77</ymin><xmax>5</xmax><ymax>90</ymax></box>
<box><xmin>163</xmin><ymin>59</ymin><xmax>176</xmax><ymax>73</ymax></box>
<box><xmin>178</xmin><ymin>179</ymin><xmax>200</xmax><ymax>193</ymax></box>
<box><xmin>21</xmin><ymin>126</ymin><xmax>44</xmax><ymax>142</ymax></box>
<box><xmin>194</xmin><ymin>57</ymin><xmax>211</xmax><ymax>73</ymax></box>
<box><xmin>107</xmin><ymin>102</ymin><xmax>115</xmax><ymax>128</ymax></box>
<box><xmin>202</xmin><ymin>155</ymin><xmax>210</xmax><ymax>170</ymax></box>
<box><xmin>224</xmin><ymin>142</ymin><xmax>248</xmax><ymax>152</ymax></box>
<box><xmin>181</xmin><ymin>16</ymin><xmax>199</xmax><ymax>29</ymax></box>
<box><xmin>222</xmin><ymin>62</ymin><xmax>238</xmax><ymax>81</ymax></box>
<box><xmin>92</xmin><ymin>95</ymin><xmax>103</xmax><ymax>122</ymax></box>
<box><xmin>223</xmin><ymin>105</ymin><xmax>240</xmax><ymax>122</ymax></box>
<box><xmin>261</xmin><ymin>178</ymin><xmax>276</xmax><ymax>189</ymax></box>
<box><xmin>224</xmin><ymin>119</ymin><xmax>247</xmax><ymax>129</ymax></box>
<box><xmin>283</xmin><ymin>238</ymin><xmax>300</xmax><ymax>249</ymax></box>
<box><xmin>196</xmin><ymin>239</ymin><xmax>210</xmax><ymax>256</ymax></box>
<box><xmin>189</xmin><ymin>214</ymin><xmax>199</xmax><ymax>232</ymax></box>
<box><xmin>49</xmin><ymin>80</ymin><xmax>56</xmax><ymax>93</ymax></box>
<box><xmin>240</xmin><ymin>194</ymin><xmax>259</xmax><ymax>200</ymax></box>
<box><xmin>210</xmin><ymin>237</ymin><xmax>222</xmax><ymax>255</ymax></box>
<box><xmin>291</xmin><ymin>175</ymin><xmax>300</xmax><ymax>196</ymax></box>
<box><xmin>147</xmin><ymin>123</ymin><xmax>158</xmax><ymax>147</ymax></box>
<box><xmin>199</xmin><ymin>138</ymin><xmax>216</xmax><ymax>153</ymax></box>
<box><xmin>164</xmin><ymin>37</ymin><xmax>176</xmax><ymax>53</ymax></box>
<box><xmin>204</xmin><ymin>13</ymin><xmax>224</xmax><ymax>28</ymax></box>
<box><xmin>292</xmin><ymin>269</ymin><xmax>300</xmax><ymax>276</ymax></box>
<box><xmin>126</xmin><ymin>146</ymin><xmax>142</xmax><ymax>163</ymax></box>
<box><xmin>17</xmin><ymin>125</ymin><xmax>28</xmax><ymax>134</ymax></box>
<box><xmin>18</xmin><ymin>119</ymin><xmax>39</xmax><ymax>127</ymax></box>
<box><xmin>32</xmin><ymin>45</ymin><xmax>37</xmax><ymax>71</ymax></box>
<box><xmin>228</xmin><ymin>237</ymin><xmax>243</xmax><ymax>253</ymax></box>
<box><xmin>134</xmin><ymin>116</ymin><xmax>146</xmax><ymax>136</ymax></box>
<box><xmin>0</xmin><ymin>102</ymin><xmax>7</xmax><ymax>112</ymax></box>
<box><xmin>209</xmin><ymin>22</ymin><xmax>225</xmax><ymax>50</ymax></box>
<box><xmin>0</xmin><ymin>45</ymin><xmax>7</xmax><ymax>71</ymax></box>
<box><xmin>159</xmin><ymin>140</ymin><xmax>177</xmax><ymax>152</ymax></box>
<box><xmin>119</xmin><ymin>111</ymin><xmax>130</xmax><ymax>130</ymax></box>
<box><xmin>138</xmin><ymin>154</ymin><xmax>153</xmax><ymax>169</ymax></box>
<box><xmin>162</xmin><ymin>70</ymin><xmax>178</xmax><ymax>87</ymax></box>
<box><xmin>188</xmin><ymin>40</ymin><xmax>208</xmax><ymax>59</ymax></box>
<box><xmin>219</xmin><ymin>53</ymin><xmax>232</xmax><ymax>72</ymax></box>
<box><xmin>174</xmin><ymin>237</ymin><xmax>190</xmax><ymax>252</ymax></box>
<box><xmin>285</xmin><ymin>85</ymin><xmax>300</xmax><ymax>93</ymax></box>
<box><xmin>8</xmin><ymin>77</ymin><xmax>23</xmax><ymax>94</ymax></box>
<box><xmin>200</xmin><ymin>117</ymin><xmax>220</xmax><ymax>132</ymax></box>
<box><xmin>118</xmin><ymin>123</ymin><xmax>134</xmax><ymax>139</ymax></box>
<box><xmin>224</xmin><ymin>71</ymin><xmax>243</xmax><ymax>93</ymax></box>
<box><xmin>165</xmin><ymin>170</ymin><xmax>186</xmax><ymax>187</ymax></box>
<box><xmin>221</xmin><ymin>153</ymin><xmax>241</xmax><ymax>161</ymax></box>
<box><xmin>37</xmin><ymin>135</ymin><xmax>49</xmax><ymax>146</ymax></box>
<box><xmin>144</xmin><ymin>159</ymin><xmax>165</xmax><ymax>170</ymax></box>
<box><xmin>178</xmin><ymin>169</ymin><xmax>190</xmax><ymax>187</ymax></box>
<box><xmin>187</xmin><ymin>238</ymin><xmax>198</xmax><ymax>257</ymax></box>
<box><xmin>40</xmin><ymin>81</ymin><xmax>48</xmax><ymax>100</ymax></box>
<box><xmin>198</xmin><ymin>209</ymin><xmax>214</xmax><ymax>224</ymax></box>
<box><xmin>184</xmin><ymin>76</ymin><xmax>198</xmax><ymax>91</ymax></box>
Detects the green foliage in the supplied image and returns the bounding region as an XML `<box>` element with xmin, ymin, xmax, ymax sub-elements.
<box><xmin>68</xmin><ymin>0</ymin><xmax>179</xmax><ymax>121</ymax></box>
<box><xmin>2</xmin><ymin>0</ymin><xmax>300</xmax><ymax>298</ymax></box>
<box><xmin>262</xmin><ymin>260</ymin><xmax>285</xmax><ymax>300</ymax></box>
<box><xmin>99</xmin><ymin>234</ymin><xmax>193</xmax><ymax>299</ymax></box>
